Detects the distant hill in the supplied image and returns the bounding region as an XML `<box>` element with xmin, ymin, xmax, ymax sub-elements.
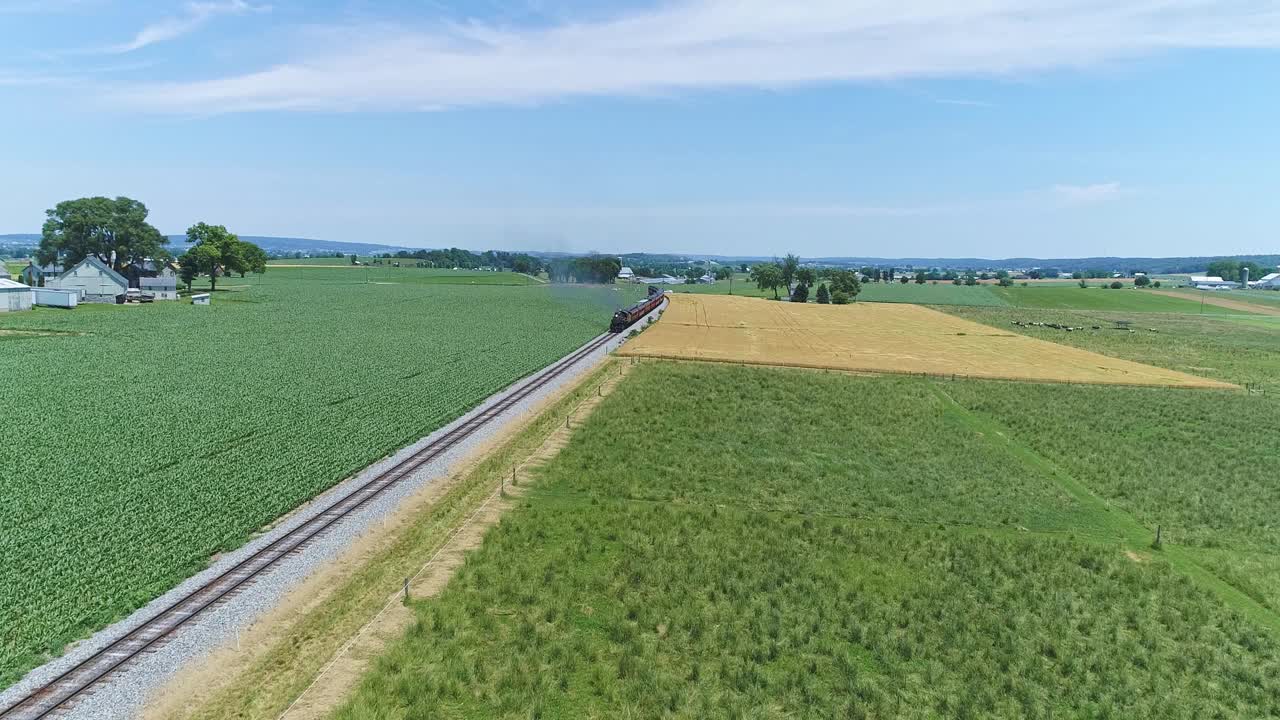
<box><xmin>676</xmin><ymin>253</ymin><xmax>1280</xmax><ymax>275</ymax></box>
<box><xmin>3</xmin><ymin>233</ymin><xmax>1275</xmax><ymax>273</ymax></box>
<box><xmin>164</xmin><ymin>235</ymin><xmax>413</xmax><ymax>257</ymax></box>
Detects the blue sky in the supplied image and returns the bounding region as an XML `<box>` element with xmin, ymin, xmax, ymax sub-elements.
<box><xmin>1</xmin><ymin>1</ymin><xmax>1278</xmax><ymax>258</ymax></box>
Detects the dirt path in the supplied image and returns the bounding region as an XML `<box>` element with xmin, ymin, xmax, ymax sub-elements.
<box><xmin>1149</xmin><ymin>289</ymin><xmax>1280</xmax><ymax>316</ymax></box>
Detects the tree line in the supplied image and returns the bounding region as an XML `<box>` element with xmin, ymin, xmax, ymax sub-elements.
<box><xmin>34</xmin><ymin>196</ymin><xmax>265</xmax><ymax>291</ymax></box>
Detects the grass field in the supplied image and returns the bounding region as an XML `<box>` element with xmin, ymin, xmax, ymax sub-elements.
<box><xmin>989</xmin><ymin>285</ymin><xmax>1247</xmax><ymax>313</ymax></box>
<box><xmin>256</xmin><ymin>265</ymin><xmax>544</xmax><ymax>286</ymax></box>
<box><xmin>942</xmin><ymin>305</ymin><xmax>1280</xmax><ymax>392</ymax></box>
<box><xmin>674</xmin><ymin>275</ymin><xmax>1256</xmax><ymax>313</ymax></box>
<box><xmin>0</xmin><ymin>271</ymin><xmax>643</xmax><ymax>688</ymax></box>
<box><xmin>619</xmin><ymin>293</ymin><xmax>1234</xmax><ymax>388</ymax></box>
<box><xmin>337</xmin><ymin>362</ymin><xmax>1280</xmax><ymax>719</ymax></box>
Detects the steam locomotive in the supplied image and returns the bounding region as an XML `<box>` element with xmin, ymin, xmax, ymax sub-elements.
<box><xmin>610</xmin><ymin>286</ymin><xmax>665</xmax><ymax>333</ymax></box>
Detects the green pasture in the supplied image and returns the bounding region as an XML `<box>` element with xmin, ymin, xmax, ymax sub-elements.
<box><xmin>339</xmin><ymin>361</ymin><xmax>1280</xmax><ymax>719</ymax></box>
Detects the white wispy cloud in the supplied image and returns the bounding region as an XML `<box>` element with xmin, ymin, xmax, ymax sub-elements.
<box><xmin>1051</xmin><ymin>182</ymin><xmax>1125</xmax><ymax>206</ymax></box>
<box><xmin>109</xmin><ymin>0</ymin><xmax>269</xmax><ymax>54</ymax></box>
<box><xmin>933</xmin><ymin>98</ymin><xmax>995</xmax><ymax>107</ymax></box>
<box><xmin>106</xmin><ymin>0</ymin><xmax>1280</xmax><ymax>113</ymax></box>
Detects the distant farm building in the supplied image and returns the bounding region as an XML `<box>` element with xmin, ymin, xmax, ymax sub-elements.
<box><xmin>617</xmin><ymin>266</ymin><xmax>635</xmax><ymax>281</ymax></box>
<box><xmin>1249</xmin><ymin>271</ymin><xmax>1280</xmax><ymax>290</ymax></box>
<box><xmin>192</xmin><ymin>293</ymin><xmax>211</xmax><ymax>305</ymax></box>
<box><xmin>19</xmin><ymin>262</ymin><xmax>64</xmax><ymax>287</ymax></box>
<box><xmin>1188</xmin><ymin>276</ymin><xmax>1239</xmax><ymax>290</ymax></box>
<box><xmin>127</xmin><ymin>259</ymin><xmax>178</xmax><ymax>288</ymax></box>
<box><xmin>0</xmin><ymin>279</ymin><xmax>34</xmax><ymax>312</ymax></box>
<box><xmin>140</xmin><ymin>276</ymin><xmax>179</xmax><ymax>300</ymax></box>
<box><xmin>48</xmin><ymin>257</ymin><xmax>129</xmax><ymax>302</ymax></box>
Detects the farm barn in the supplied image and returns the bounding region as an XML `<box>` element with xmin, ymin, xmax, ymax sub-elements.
<box><xmin>49</xmin><ymin>257</ymin><xmax>128</xmax><ymax>302</ymax></box>
<box><xmin>140</xmin><ymin>276</ymin><xmax>178</xmax><ymax>300</ymax></box>
<box><xmin>0</xmin><ymin>278</ymin><xmax>34</xmax><ymax>312</ymax></box>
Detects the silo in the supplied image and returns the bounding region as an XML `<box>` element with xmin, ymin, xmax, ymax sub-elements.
<box><xmin>1242</xmin><ymin>267</ymin><xmax>1250</xmax><ymax>288</ymax></box>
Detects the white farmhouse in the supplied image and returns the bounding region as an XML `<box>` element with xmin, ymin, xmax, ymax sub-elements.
<box><xmin>49</xmin><ymin>257</ymin><xmax>129</xmax><ymax>302</ymax></box>
<box><xmin>617</xmin><ymin>266</ymin><xmax>635</xmax><ymax>282</ymax></box>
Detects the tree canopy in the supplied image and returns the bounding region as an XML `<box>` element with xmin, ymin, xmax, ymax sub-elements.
<box><xmin>750</xmin><ymin>263</ymin><xmax>785</xmax><ymax>299</ymax></box>
<box><xmin>781</xmin><ymin>254</ymin><xmax>801</xmax><ymax>289</ymax></box>
<box><xmin>1206</xmin><ymin>260</ymin><xmax>1264</xmax><ymax>284</ymax></box>
<box><xmin>547</xmin><ymin>255</ymin><xmax>622</xmax><ymax>284</ymax></box>
<box><xmin>177</xmin><ymin>223</ymin><xmax>266</xmax><ymax>291</ymax></box>
<box><xmin>37</xmin><ymin>196</ymin><xmax>169</xmax><ymax>272</ymax></box>
<box><xmin>827</xmin><ymin>269</ymin><xmax>861</xmax><ymax>300</ymax></box>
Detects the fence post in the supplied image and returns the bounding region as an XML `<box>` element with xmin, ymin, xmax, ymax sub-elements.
<box><xmin>403</xmin><ymin>577</ymin><xmax>410</xmax><ymax>603</ymax></box>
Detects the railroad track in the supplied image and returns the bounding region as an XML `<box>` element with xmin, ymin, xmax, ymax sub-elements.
<box><xmin>1</xmin><ymin>332</ymin><xmax>617</xmax><ymax>720</ymax></box>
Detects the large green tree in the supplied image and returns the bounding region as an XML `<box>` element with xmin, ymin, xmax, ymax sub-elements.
<box><xmin>178</xmin><ymin>223</ymin><xmax>266</xmax><ymax>291</ymax></box>
<box><xmin>37</xmin><ymin>196</ymin><xmax>169</xmax><ymax>272</ymax></box>
<box><xmin>781</xmin><ymin>254</ymin><xmax>801</xmax><ymax>290</ymax></box>
<box><xmin>750</xmin><ymin>263</ymin><xmax>785</xmax><ymax>299</ymax></box>
<box><xmin>828</xmin><ymin>269</ymin><xmax>861</xmax><ymax>300</ymax></box>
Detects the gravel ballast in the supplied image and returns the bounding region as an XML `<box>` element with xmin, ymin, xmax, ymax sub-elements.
<box><xmin>0</xmin><ymin>303</ymin><xmax>663</xmax><ymax>720</ymax></box>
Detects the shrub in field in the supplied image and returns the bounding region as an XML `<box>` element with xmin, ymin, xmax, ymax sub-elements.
<box><xmin>1111</xmin><ymin>281</ymin><xmax>1124</xmax><ymax>289</ymax></box>
<box><xmin>831</xmin><ymin>290</ymin><xmax>849</xmax><ymax>305</ymax></box>
<box><xmin>815</xmin><ymin>283</ymin><xmax>830</xmax><ymax>304</ymax></box>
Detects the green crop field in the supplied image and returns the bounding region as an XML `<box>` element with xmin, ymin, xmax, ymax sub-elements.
<box><xmin>942</xmin><ymin>305</ymin><xmax>1280</xmax><ymax>391</ymax></box>
<box><xmin>338</xmin><ymin>362</ymin><xmax>1280</xmax><ymax>719</ymax></box>
<box><xmin>257</xmin><ymin>264</ymin><xmax>544</xmax><ymax>286</ymax></box>
<box><xmin>0</xmin><ymin>272</ymin><xmax>643</xmax><ymax>687</ymax></box>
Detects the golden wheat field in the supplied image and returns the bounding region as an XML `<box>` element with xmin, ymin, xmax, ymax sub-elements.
<box><xmin>619</xmin><ymin>294</ymin><xmax>1236</xmax><ymax>389</ymax></box>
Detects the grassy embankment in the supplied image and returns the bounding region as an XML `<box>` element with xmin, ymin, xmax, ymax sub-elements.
<box><xmin>337</xmin><ymin>361</ymin><xmax>1280</xmax><ymax>719</ymax></box>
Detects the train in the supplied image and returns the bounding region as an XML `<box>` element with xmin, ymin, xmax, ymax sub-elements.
<box><xmin>610</xmin><ymin>286</ymin><xmax>665</xmax><ymax>333</ymax></box>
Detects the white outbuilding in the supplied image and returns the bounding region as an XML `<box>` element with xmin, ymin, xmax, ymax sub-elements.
<box><xmin>0</xmin><ymin>278</ymin><xmax>33</xmax><ymax>312</ymax></box>
<box><xmin>192</xmin><ymin>293</ymin><xmax>211</xmax><ymax>305</ymax></box>
<box><xmin>140</xmin><ymin>276</ymin><xmax>179</xmax><ymax>300</ymax></box>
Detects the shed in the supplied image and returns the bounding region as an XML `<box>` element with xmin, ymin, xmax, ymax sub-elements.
<box><xmin>140</xmin><ymin>276</ymin><xmax>179</xmax><ymax>300</ymax></box>
<box><xmin>49</xmin><ymin>257</ymin><xmax>129</xmax><ymax>301</ymax></box>
<box><xmin>0</xmin><ymin>278</ymin><xmax>33</xmax><ymax>312</ymax></box>
<box><xmin>32</xmin><ymin>287</ymin><xmax>78</xmax><ymax>308</ymax></box>
<box><xmin>192</xmin><ymin>293</ymin><xmax>211</xmax><ymax>305</ymax></box>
